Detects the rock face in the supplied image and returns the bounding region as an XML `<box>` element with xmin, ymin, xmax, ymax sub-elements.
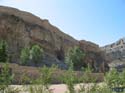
<box><xmin>0</xmin><ymin>6</ymin><xmax>108</xmax><ymax>72</ymax></box>
<box><xmin>79</xmin><ymin>40</ymin><xmax>109</xmax><ymax>72</ymax></box>
<box><xmin>101</xmin><ymin>38</ymin><xmax>125</xmax><ymax>70</ymax></box>
<box><xmin>101</xmin><ymin>38</ymin><xmax>125</xmax><ymax>60</ymax></box>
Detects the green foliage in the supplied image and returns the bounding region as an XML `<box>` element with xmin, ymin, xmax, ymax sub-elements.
<box><xmin>19</xmin><ymin>72</ymin><xmax>31</xmax><ymax>85</ymax></box>
<box><xmin>28</xmin><ymin>85</ymin><xmax>45</xmax><ymax>93</ymax></box>
<box><xmin>20</xmin><ymin>47</ymin><xmax>30</xmax><ymax>65</ymax></box>
<box><xmin>105</xmin><ymin>68</ymin><xmax>125</xmax><ymax>88</ymax></box>
<box><xmin>0</xmin><ymin>63</ymin><xmax>14</xmax><ymax>92</ymax></box>
<box><xmin>37</xmin><ymin>65</ymin><xmax>56</xmax><ymax>87</ymax></box>
<box><xmin>65</xmin><ymin>46</ymin><xmax>85</xmax><ymax>70</ymax></box>
<box><xmin>0</xmin><ymin>40</ymin><xmax>8</xmax><ymax>62</ymax></box>
<box><xmin>80</xmin><ymin>65</ymin><xmax>96</xmax><ymax>83</ymax></box>
<box><xmin>82</xmin><ymin>64</ymin><xmax>93</xmax><ymax>73</ymax></box>
<box><xmin>120</xmin><ymin>69</ymin><xmax>125</xmax><ymax>87</ymax></box>
<box><xmin>61</xmin><ymin>68</ymin><xmax>77</xmax><ymax>93</ymax></box>
<box><xmin>20</xmin><ymin>45</ymin><xmax>44</xmax><ymax>66</ymax></box>
<box><xmin>28</xmin><ymin>65</ymin><xmax>57</xmax><ymax>93</ymax></box>
<box><xmin>30</xmin><ymin>45</ymin><xmax>44</xmax><ymax>65</ymax></box>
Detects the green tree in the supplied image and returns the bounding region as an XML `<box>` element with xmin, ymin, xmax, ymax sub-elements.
<box><xmin>20</xmin><ymin>47</ymin><xmax>30</xmax><ymax>65</ymax></box>
<box><xmin>0</xmin><ymin>63</ymin><xmax>14</xmax><ymax>92</ymax></box>
<box><xmin>20</xmin><ymin>45</ymin><xmax>44</xmax><ymax>66</ymax></box>
<box><xmin>65</xmin><ymin>46</ymin><xmax>85</xmax><ymax>70</ymax></box>
<box><xmin>30</xmin><ymin>45</ymin><xmax>44</xmax><ymax>65</ymax></box>
<box><xmin>0</xmin><ymin>40</ymin><xmax>8</xmax><ymax>62</ymax></box>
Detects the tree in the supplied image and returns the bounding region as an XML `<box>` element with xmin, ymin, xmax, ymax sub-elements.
<box><xmin>0</xmin><ymin>40</ymin><xmax>8</xmax><ymax>62</ymax></box>
<box><xmin>65</xmin><ymin>46</ymin><xmax>85</xmax><ymax>70</ymax></box>
<box><xmin>20</xmin><ymin>45</ymin><xmax>44</xmax><ymax>66</ymax></box>
<box><xmin>30</xmin><ymin>45</ymin><xmax>44</xmax><ymax>65</ymax></box>
<box><xmin>20</xmin><ymin>47</ymin><xmax>30</xmax><ymax>65</ymax></box>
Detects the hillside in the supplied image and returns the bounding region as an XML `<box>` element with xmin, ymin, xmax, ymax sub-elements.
<box><xmin>0</xmin><ymin>6</ymin><xmax>108</xmax><ymax>72</ymax></box>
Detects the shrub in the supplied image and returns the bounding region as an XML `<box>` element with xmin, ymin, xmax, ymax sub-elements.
<box><xmin>20</xmin><ymin>45</ymin><xmax>44</xmax><ymax>66</ymax></box>
<box><xmin>37</xmin><ymin>65</ymin><xmax>57</xmax><ymax>87</ymax></box>
<box><xmin>105</xmin><ymin>68</ymin><xmax>125</xmax><ymax>89</ymax></box>
<box><xmin>20</xmin><ymin>47</ymin><xmax>30</xmax><ymax>65</ymax></box>
<box><xmin>0</xmin><ymin>40</ymin><xmax>8</xmax><ymax>62</ymax></box>
<box><xmin>120</xmin><ymin>69</ymin><xmax>125</xmax><ymax>87</ymax></box>
<box><xmin>61</xmin><ymin>68</ymin><xmax>76</xmax><ymax>93</ymax></box>
<box><xmin>28</xmin><ymin>65</ymin><xmax>57</xmax><ymax>93</ymax></box>
<box><xmin>80</xmin><ymin>65</ymin><xmax>96</xmax><ymax>83</ymax></box>
<box><xmin>30</xmin><ymin>45</ymin><xmax>44</xmax><ymax>66</ymax></box>
<box><xmin>0</xmin><ymin>63</ymin><xmax>14</xmax><ymax>92</ymax></box>
<box><xmin>65</xmin><ymin>46</ymin><xmax>85</xmax><ymax>70</ymax></box>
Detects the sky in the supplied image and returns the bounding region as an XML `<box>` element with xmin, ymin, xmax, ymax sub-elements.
<box><xmin>0</xmin><ymin>0</ymin><xmax>125</xmax><ymax>46</ymax></box>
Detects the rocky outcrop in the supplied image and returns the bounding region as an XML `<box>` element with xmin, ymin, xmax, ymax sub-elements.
<box><xmin>101</xmin><ymin>38</ymin><xmax>125</xmax><ymax>70</ymax></box>
<box><xmin>101</xmin><ymin>38</ymin><xmax>125</xmax><ymax>60</ymax></box>
<box><xmin>0</xmin><ymin>6</ymin><xmax>108</xmax><ymax>72</ymax></box>
<box><xmin>79</xmin><ymin>40</ymin><xmax>109</xmax><ymax>72</ymax></box>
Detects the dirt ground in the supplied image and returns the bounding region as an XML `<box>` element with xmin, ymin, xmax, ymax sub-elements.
<box><xmin>10</xmin><ymin>83</ymin><xmax>105</xmax><ymax>93</ymax></box>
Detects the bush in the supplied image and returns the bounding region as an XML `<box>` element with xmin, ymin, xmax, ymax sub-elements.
<box><xmin>28</xmin><ymin>65</ymin><xmax>57</xmax><ymax>93</ymax></box>
<box><xmin>120</xmin><ymin>69</ymin><xmax>125</xmax><ymax>87</ymax></box>
<box><xmin>30</xmin><ymin>45</ymin><xmax>44</xmax><ymax>66</ymax></box>
<box><xmin>80</xmin><ymin>65</ymin><xmax>97</xmax><ymax>83</ymax></box>
<box><xmin>36</xmin><ymin>65</ymin><xmax>57</xmax><ymax>87</ymax></box>
<box><xmin>65</xmin><ymin>46</ymin><xmax>85</xmax><ymax>70</ymax></box>
<box><xmin>0</xmin><ymin>63</ymin><xmax>14</xmax><ymax>92</ymax></box>
<box><xmin>105</xmin><ymin>68</ymin><xmax>125</xmax><ymax>88</ymax></box>
<box><xmin>61</xmin><ymin>68</ymin><xmax>76</xmax><ymax>93</ymax></box>
<box><xmin>0</xmin><ymin>40</ymin><xmax>8</xmax><ymax>62</ymax></box>
<box><xmin>20</xmin><ymin>47</ymin><xmax>30</xmax><ymax>65</ymax></box>
<box><xmin>20</xmin><ymin>45</ymin><xmax>44</xmax><ymax>66</ymax></box>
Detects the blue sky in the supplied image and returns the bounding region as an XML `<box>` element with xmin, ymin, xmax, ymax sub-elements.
<box><xmin>0</xmin><ymin>0</ymin><xmax>125</xmax><ymax>46</ymax></box>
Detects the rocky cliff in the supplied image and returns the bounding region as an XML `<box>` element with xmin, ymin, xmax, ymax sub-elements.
<box><xmin>101</xmin><ymin>38</ymin><xmax>125</xmax><ymax>60</ymax></box>
<box><xmin>101</xmin><ymin>38</ymin><xmax>125</xmax><ymax>70</ymax></box>
<box><xmin>0</xmin><ymin>6</ymin><xmax>108</xmax><ymax>72</ymax></box>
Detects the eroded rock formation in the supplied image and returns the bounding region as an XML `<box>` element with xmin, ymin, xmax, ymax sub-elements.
<box><xmin>0</xmin><ymin>6</ymin><xmax>108</xmax><ymax>72</ymax></box>
<box><xmin>101</xmin><ymin>38</ymin><xmax>125</xmax><ymax>71</ymax></box>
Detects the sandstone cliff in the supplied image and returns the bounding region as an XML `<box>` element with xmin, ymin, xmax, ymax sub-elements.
<box><xmin>0</xmin><ymin>6</ymin><xmax>108</xmax><ymax>72</ymax></box>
